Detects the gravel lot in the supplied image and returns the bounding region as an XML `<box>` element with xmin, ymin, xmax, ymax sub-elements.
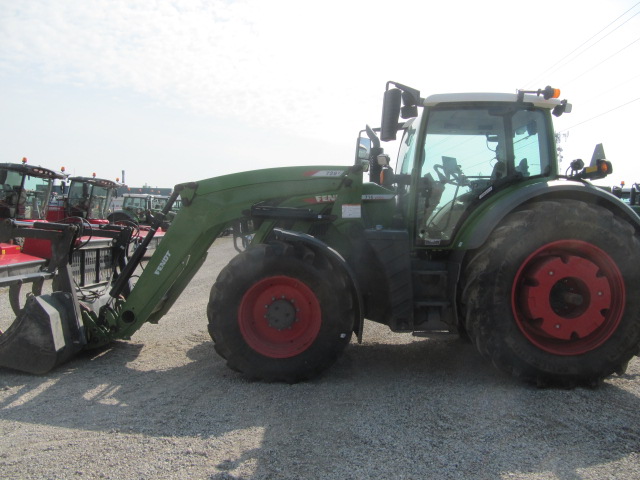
<box><xmin>1</xmin><ymin>236</ymin><xmax>640</xmax><ymax>479</ymax></box>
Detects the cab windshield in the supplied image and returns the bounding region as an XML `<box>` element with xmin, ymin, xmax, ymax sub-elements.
<box><xmin>0</xmin><ymin>170</ymin><xmax>53</xmax><ymax>220</ymax></box>
<box><xmin>67</xmin><ymin>182</ymin><xmax>113</xmax><ymax>219</ymax></box>
<box><xmin>89</xmin><ymin>185</ymin><xmax>113</xmax><ymax>219</ymax></box>
<box><xmin>411</xmin><ymin>104</ymin><xmax>550</xmax><ymax>246</ymax></box>
<box><xmin>151</xmin><ymin>197</ymin><xmax>167</xmax><ymax>210</ymax></box>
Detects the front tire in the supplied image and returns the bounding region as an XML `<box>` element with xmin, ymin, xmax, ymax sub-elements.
<box><xmin>461</xmin><ymin>200</ymin><xmax>640</xmax><ymax>386</ymax></box>
<box><xmin>207</xmin><ymin>241</ymin><xmax>355</xmax><ymax>382</ymax></box>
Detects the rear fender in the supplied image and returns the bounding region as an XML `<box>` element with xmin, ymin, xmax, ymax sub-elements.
<box><xmin>455</xmin><ymin>180</ymin><xmax>640</xmax><ymax>251</ymax></box>
<box><xmin>271</xmin><ymin>228</ymin><xmax>365</xmax><ymax>343</ymax></box>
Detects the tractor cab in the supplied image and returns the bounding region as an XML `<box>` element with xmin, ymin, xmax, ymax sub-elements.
<box><xmin>119</xmin><ymin>194</ymin><xmax>167</xmax><ymax>223</ymax></box>
<box><xmin>0</xmin><ymin>158</ymin><xmax>66</xmax><ymax>221</ymax></box>
<box><xmin>48</xmin><ymin>174</ymin><xmax>122</xmax><ymax>223</ymax></box>
<box><xmin>66</xmin><ymin>175</ymin><xmax>119</xmax><ymax>222</ymax></box>
<box><xmin>608</xmin><ymin>182</ymin><xmax>640</xmax><ymax>216</ymax></box>
<box><xmin>358</xmin><ymin>83</ymin><xmax>577</xmax><ymax>247</ymax></box>
<box><xmin>108</xmin><ymin>193</ymin><xmax>179</xmax><ymax>230</ymax></box>
<box><xmin>0</xmin><ymin>159</ymin><xmax>67</xmax><ymax>278</ymax></box>
<box><xmin>397</xmin><ymin>98</ymin><xmax>555</xmax><ymax>246</ymax></box>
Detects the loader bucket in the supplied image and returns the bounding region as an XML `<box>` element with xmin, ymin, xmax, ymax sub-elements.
<box><xmin>0</xmin><ymin>292</ymin><xmax>86</xmax><ymax>374</ymax></box>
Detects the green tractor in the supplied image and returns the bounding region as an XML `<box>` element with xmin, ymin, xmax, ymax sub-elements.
<box><xmin>1</xmin><ymin>82</ymin><xmax>639</xmax><ymax>388</ymax></box>
<box><xmin>607</xmin><ymin>182</ymin><xmax>640</xmax><ymax>217</ymax></box>
<box><xmin>108</xmin><ymin>193</ymin><xmax>180</xmax><ymax>231</ymax></box>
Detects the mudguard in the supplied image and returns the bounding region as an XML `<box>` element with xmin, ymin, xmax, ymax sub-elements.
<box><xmin>455</xmin><ymin>180</ymin><xmax>640</xmax><ymax>250</ymax></box>
<box><xmin>271</xmin><ymin>228</ymin><xmax>366</xmax><ymax>342</ymax></box>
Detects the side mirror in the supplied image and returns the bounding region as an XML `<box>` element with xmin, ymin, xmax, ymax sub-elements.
<box><xmin>356</xmin><ymin>136</ymin><xmax>371</xmax><ymax>162</ymax></box>
<box><xmin>355</xmin><ymin>134</ymin><xmax>371</xmax><ymax>171</ymax></box>
<box><xmin>552</xmin><ymin>100</ymin><xmax>572</xmax><ymax>117</ymax></box>
<box><xmin>400</xmin><ymin>91</ymin><xmax>418</xmax><ymax>119</ymax></box>
<box><xmin>380</xmin><ymin>88</ymin><xmax>402</xmax><ymax>142</ymax></box>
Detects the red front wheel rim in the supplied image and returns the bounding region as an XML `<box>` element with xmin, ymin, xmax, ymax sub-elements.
<box><xmin>238</xmin><ymin>276</ymin><xmax>322</xmax><ymax>358</ymax></box>
<box><xmin>512</xmin><ymin>240</ymin><xmax>625</xmax><ymax>355</ymax></box>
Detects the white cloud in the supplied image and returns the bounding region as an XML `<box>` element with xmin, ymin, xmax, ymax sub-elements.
<box><xmin>0</xmin><ymin>1</ymin><xmax>568</xmax><ymax>135</ymax></box>
<box><xmin>0</xmin><ymin>0</ymin><xmax>639</xmax><ymax>185</ymax></box>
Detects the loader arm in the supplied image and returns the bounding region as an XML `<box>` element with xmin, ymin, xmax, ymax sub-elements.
<box><xmin>97</xmin><ymin>165</ymin><xmax>364</xmax><ymax>342</ymax></box>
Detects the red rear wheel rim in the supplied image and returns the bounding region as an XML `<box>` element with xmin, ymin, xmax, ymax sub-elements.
<box><xmin>238</xmin><ymin>275</ymin><xmax>322</xmax><ymax>358</ymax></box>
<box><xmin>512</xmin><ymin>240</ymin><xmax>625</xmax><ymax>355</ymax></box>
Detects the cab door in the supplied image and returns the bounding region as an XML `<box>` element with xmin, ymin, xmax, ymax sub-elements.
<box><xmin>406</xmin><ymin>104</ymin><xmax>550</xmax><ymax>246</ymax></box>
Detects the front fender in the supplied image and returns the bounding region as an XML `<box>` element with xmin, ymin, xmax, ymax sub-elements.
<box><xmin>455</xmin><ymin>179</ymin><xmax>640</xmax><ymax>251</ymax></box>
<box><xmin>271</xmin><ymin>228</ymin><xmax>365</xmax><ymax>343</ymax></box>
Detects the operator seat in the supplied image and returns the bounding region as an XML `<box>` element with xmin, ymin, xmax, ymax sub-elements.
<box><xmin>515</xmin><ymin>158</ymin><xmax>530</xmax><ymax>176</ymax></box>
<box><xmin>490</xmin><ymin>161</ymin><xmax>506</xmax><ymax>182</ymax></box>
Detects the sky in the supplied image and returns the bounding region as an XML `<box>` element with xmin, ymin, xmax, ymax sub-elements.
<box><xmin>1</xmin><ymin>0</ymin><xmax>639</xmax><ymax>189</ymax></box>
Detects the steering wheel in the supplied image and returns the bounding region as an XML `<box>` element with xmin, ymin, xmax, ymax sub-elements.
<box><xmin>433</xmin><ymin>164</ymin><xmax>464</xmax><ymax>185</ymax></box>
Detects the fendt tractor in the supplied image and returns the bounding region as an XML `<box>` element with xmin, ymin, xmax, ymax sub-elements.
<box><xmin>107</xmin><ymin>192</ymin><xmax>180</xmax><ymax>250</ymax></box>
<box><xmin>108</xmin><ymin>192</ymin><xmax>179</xmax><ymax>227</ymax></box>
<box><xmin>1</xmin><ymin>82</ymin><xmax>639</xmax><ymax>388</ymax></box>
<box><xmin>46</xmin><ymin>173</ymin><xmax>133</xmax><ymax>290</ymax></box>
<box><xmin>608</xmin><ymin>182</ymin><xmax>640</xmax><ymax>217</ymax></box>
<box><xmin>48</xmin><ymin>172</ymin><xmax>121</xmax><ymax>224</ymax></box>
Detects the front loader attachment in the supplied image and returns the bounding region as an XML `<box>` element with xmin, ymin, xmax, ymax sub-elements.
<box><xmin>0</xmin><ymin>292</ymin><xmax>85</xmax><ymax>374</ymax></box>
<box><xmin>0</xmin><ymin>219</ymin><xmax>132</xmax><ymax>374</ymax></box>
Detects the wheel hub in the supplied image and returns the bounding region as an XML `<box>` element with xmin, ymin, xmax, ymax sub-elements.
<box><xmin>238</xmin><ymin>275</ymin><xmax>322</xmax><ymax>358</ymax></box>
<box><xmin>521</xmin><ymin>255</ymin><xmax>610</xmax><ymax>341</ymax></box>
<box><xmin>513</xmin><ymin>240</ymin><xmax>625</xmax><ymax>356</ymax></box>
<box><xmin>265</xmin><ymin>298</ymin><xmax>297</xmax><ymax>330</ymax></box>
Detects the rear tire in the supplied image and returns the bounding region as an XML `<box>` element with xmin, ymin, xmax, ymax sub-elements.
<box><xmin>207</xmin><ymin>241</ymin><xmax>354</xmax><ymax>382</ymax></box>
<box><xmin>461</xmin><ymin>200</ymin><xmax>640</xmax><ymax>386</ymax></box>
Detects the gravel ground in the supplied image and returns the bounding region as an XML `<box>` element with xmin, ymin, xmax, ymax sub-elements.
<box><xmin>1</xmin><ymin>236</ymin><xmax>640</xmax><ymax>479</ymax></box>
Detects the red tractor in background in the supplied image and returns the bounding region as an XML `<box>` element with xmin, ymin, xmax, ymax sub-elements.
<box><xmin>0</xmin><ymin>158</ymin><xmax>67</xmax><ymax>277</ymax></box>
<box><xmin>48</xmin><ymin>172</ymin><xmax>119</xmax><ymax>225</ymax></box>
<box><xmin>0</xmin><ymin>161</ymin><xmax>133</xmax><ymax>317</ymax></box>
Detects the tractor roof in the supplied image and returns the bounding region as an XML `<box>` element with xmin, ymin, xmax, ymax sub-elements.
<box><xmin>69</xmin><ymin>176</ymin><xmax>123</xmax><ymax>188</ymax></box>
<box><xmin>0</xmin><ymin>162</ymin><xmax>67</xmax><ymax>180</ymax></box>
<box><xmin>423</xmin><ymin>92</ymin><xmax>565</xmax><ymax>109</ymax></box>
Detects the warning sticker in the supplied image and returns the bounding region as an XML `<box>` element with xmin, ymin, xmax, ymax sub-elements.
<box><xmin>342</xmin><ymin>204</ymin><xmax>361</xmax><ymax>218</ymax></box>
